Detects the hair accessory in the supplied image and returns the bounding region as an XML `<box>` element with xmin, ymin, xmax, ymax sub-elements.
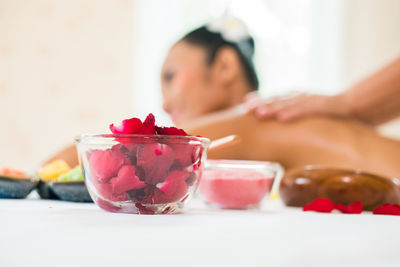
<box><xmin>206</xmin><ymin>16</ymin><xmax>250</xmax><ymax>43</ymax></box>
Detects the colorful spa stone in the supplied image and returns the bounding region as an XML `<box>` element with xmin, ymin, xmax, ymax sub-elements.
<box><xmin>0</xmin><ymin>167</ymin><xmax>38</xmax><ymax>199</ymax></box>
<box><xmin>55</xmin><ymin>166</ymin><xmax>84</xmax><ymax>182</ymax></box>
<box><xmin>38</xmin><ymin>160</ymin><xmax>71</xmax><ymax>181</ymax></box>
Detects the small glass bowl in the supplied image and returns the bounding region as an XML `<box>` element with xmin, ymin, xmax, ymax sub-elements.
<box><xmin>75</xmin><ymin>134</ymin><xmax>210</xmax><ymax>214</ymax></box>
<box><xmin>199</xmin><ymin>159</ymin><xmax>283</xmax><ymax>209</ymax></box>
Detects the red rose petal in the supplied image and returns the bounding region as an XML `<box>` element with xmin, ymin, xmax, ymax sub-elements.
<box><xmin>109</xmin><ymin>114</ymin><xmax>156</xmax><ymax>135</ymax></box>
<box><xmin>128</xmin><ymin>185</ymin><xmax>159</xmax><ymax>205</ymax></box>
<box><xmin>147</xmin><ymin>188</ymin><xmax>167</xmax><ymax>204</ymax></box>
<box><xmin>97</xmin><ymin>198</ymin><xmax>122</xmax><ymax>212</ymax></box>
<box><xmin>124</xmin><ymin>143</ymin><xmax>139</xmax><ymax>158</ymax></box>
<box><xmin>125</xmin><ymin>186</ymin><xmax>149</xmax><ymax>203</ymax></box>
<box><xmin>165</xmin><ymin>170</ymin><xmax>190</xmax><ymax>182</ymax></box>
<box><xmin>151</xmin><ymin>187</ymin><xmax>183</xmax><ymax>204</ymax></box>
<box><xmin>170</xmin><ymin>143</ymin><xmax>200</xmax><ymax>167</ymax></box>
<box><xmin>137</xmin><ymin>143</ymin><xmax>175</xmax><ymax>184</ymax></box>
<box><xmin>111</xmin><ymin>144</ymin><xmax>128</xmax><ymax>154</ymax></box>
<box><xmin>140</xmin><ymin>113</ymin><xmax>156</xmax><ymax>135</ymax></box>
<box><xmin>334</xmin><ymin>201</ymin><xmax>363</xmax><ymax>214</ymax></box>
<box><xmin>156</xmin><ymin>126</ymin><xmax>188</xmax><ymax>136</ymax></box>
<box><xmin>122</xmin><ymin>136</ymin><xmax>153</xmax><ymax>160</ymax></box>
<box><xmin>347</xmin><ymin>201</ymin><xmax>363</xmax><ymax>214</ymax></box>
<box><xmin>303</xmin><ymin>198</ymin><xmax>335</xmax><ymax>213</ymax></box>
<box><xmin>333</xmin><ymin>203</ymin><xmax>347</xmax><ymax>213</ymax></box>
<box><xmin>135</xmin><ymin>203</ymin><xmax>155</xmax><ymax>215</ymax></box>
<box><xmin>155</xmin><ymin>171</ymin><xmax>189</xmax><ymax>203</ymax></box>
<box><xmin>89</xmin><ymin>149</ymin><xmax>128</xmax><ymax>183</ymax></box>
<box><xmin>95</xmin><ymin>182</ymin><xmax>128</xmax><ymax>202</ymax></box>
<box><xmin>159</xmin><ymin>180</ymin><xmax>188</xmax><ymax>203</ymax></box>
<box><xmin>138</xmin><ymin>172</ymin><xmax>190</xmax><ymax>205</ymax></box>
<box><xmin>110</xmin><ymin>117</ymin><xmax>143</xmax><ymax>134</ymax></box>
<box><xmin>111</xmin><ymin>165</ymin><xmax>146</xmax><ymax>195</ymax></box>
<box><xmin>141</xmin><ymin>185</ymin><xmax>157</xmax><ymax>204</ymax></box>
<box><xmin>373</xmin><ymin>203</ymin><xmax>400</xmax><ymax>216</ymax></box>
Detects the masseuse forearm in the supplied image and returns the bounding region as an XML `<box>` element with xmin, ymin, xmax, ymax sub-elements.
<box><xmin>342</xmin><ymin>56</ymin><xmax>400</xmax><ymax>125</ymax></box>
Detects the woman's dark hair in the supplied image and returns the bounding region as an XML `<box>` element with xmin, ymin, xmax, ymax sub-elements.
<box><xmin>181</xmin><ymin>26</ymin><xmax>259</xmax><ymax>90</ymax></box>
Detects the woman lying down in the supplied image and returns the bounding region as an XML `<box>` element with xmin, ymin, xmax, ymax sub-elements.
<box><xmin>50</xmin><ymin>17</ymin><xmax>400</xmax><ymax>209</ymax></box>
<box><xmin>160</xmin><ymin>18</ymin><xmax>400</xmax><ymax>177</ymax></box>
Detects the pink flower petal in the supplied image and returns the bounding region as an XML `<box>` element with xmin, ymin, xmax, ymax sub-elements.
<box><xmin>97</xmin><ymin>198</ymin><xmax>122</xmax><ymax>212</ymax></box>
<box><xmin>95</xmin><ymin>182</ymin><xmax>128</xmax><ymax>202</ymax></box>
<box><xmin>154</xmin><ymin>171</ymin><xmax>189</xmax><ymax>203</ymax></box>
<box><xmin>170</xmin><ymin>143</ymin><xmax>200</xmax><ymax>167</ymax></box>
<box><xmin>135</xmin><ymin>203</ymin><xmax>155</xmax><ymax>214</ymax></box>
<box><xmin>136</xmin><ymin>143</ymin><xmax>175</xmax><ymax>184</ymax></box>
<box><xmin>111</xmin><ymin>165</ymin><xmax>146</xmax><ymax>195</ymax></box>
<box><xmin>125</xmin><ymin>185</ymin><xmax>149</xmax><ymax>203</ymax></box>
<box><xmin>89</xmin><ymin>149</ymin><xmax>128</xmax><ymax>183</ymax></box>
<box><xmin>111</xmin><ymin>144</ymin><xmax>129</xmax><ymax>154</ymax></box>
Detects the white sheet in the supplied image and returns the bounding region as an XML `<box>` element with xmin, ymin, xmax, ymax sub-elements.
<box><xmin>1</xmin><ymin>196</ymin><xmax>399</xmax><ymax>267</ymax></box>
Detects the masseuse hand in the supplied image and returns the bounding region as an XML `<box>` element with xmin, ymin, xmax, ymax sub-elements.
<box><xmin>246</xmin><ymin>56</ymin><xmax>400</xmax><ymax>124</ymax></box>
<box><xmin>245</xmin><ymin>92</ymin><xmax>350</xmax><ymax>122</ymax></box>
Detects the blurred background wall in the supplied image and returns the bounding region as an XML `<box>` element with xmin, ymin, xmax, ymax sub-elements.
<box><xmin>341</xmin><ymin>0</ymin><xmax>400</xmax><ymax>138</ymax></box>
<box><xmin>0</xmin><ymin>0</ymin><xmax>133</xmax><ymax>170</ymax></box>
<box><xmin>1</xmin><ymin>0</ymin><xmax>400</xmax><ymax>171</ymax></box>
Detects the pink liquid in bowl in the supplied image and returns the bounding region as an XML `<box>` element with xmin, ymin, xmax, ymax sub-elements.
<box><xmin>199</xmin><ymin>169</ymin><xmax>274</xmax><ymax>209</ymax></box>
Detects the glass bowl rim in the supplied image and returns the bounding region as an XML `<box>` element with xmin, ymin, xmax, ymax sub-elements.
<box><xmin>205</xmin><ymin>159</ymin><xmax>283</xmax><ymax>173</ymax></box>
<box><xmin>75</xmin><ymin>134</ymin><xmax>210</xmax><ymax>145</ymax></box>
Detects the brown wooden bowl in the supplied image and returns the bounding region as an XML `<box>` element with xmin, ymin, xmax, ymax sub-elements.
<box><xmin>279</xmin><ymin>166</ymin><xmax>400</xmax><ymax>211</ymax></box>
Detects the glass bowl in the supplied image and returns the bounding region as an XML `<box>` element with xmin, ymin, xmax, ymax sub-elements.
<box><xmin>75</xmin><ymin>134</ymin><xmax>210</xmax><ymax>214</ymax></box>
<box><xmin>199</xmin><ymin>159</ymin><xmax>283</xmax><ymax>209</ymax></box>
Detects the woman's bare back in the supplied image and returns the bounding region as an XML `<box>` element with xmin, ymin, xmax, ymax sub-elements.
<box><xmin>184</xmin><ymin>108</ymin><xmax>400</xmax><ymax>178</ymax></box>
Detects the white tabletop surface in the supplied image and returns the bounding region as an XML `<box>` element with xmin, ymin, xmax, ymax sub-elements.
<box><xmin>1</xmin><ymin>194</ymin><xmax>400</xmax><ymax>267</ymax></box>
